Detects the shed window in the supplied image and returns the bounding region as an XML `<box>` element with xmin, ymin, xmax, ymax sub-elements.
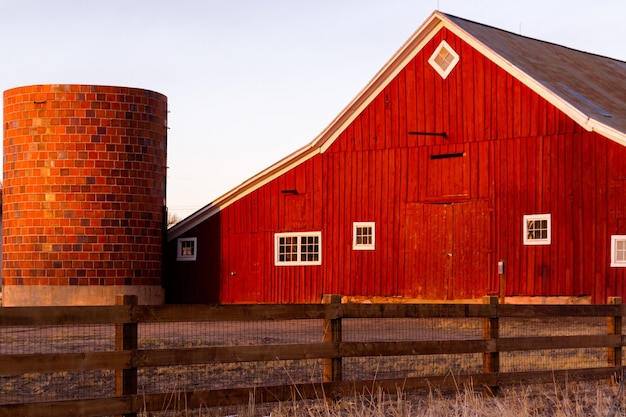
<box><xmin>353</xmin><ymin>222</ymin><xmax>375</xmax><ymax>250</ymax></box>
<box><xmin>523</xmin><ymin>214</ymin><xmax>551</xmax><ymax>245</ymax></box>
<box><xmin>428</xmin><ymin>40</ymin><xmax>459</xmax><ymax>79</ymax></box>
<box><xmin>611</xmin><ymin>235</ymin><xmax>626</xmax><ymax>267</ymax></box>
<box><xmin>177</xmin><ymin>237</ymin><xmax>197</xmax><ymax>261</ymax></box>
<box><xmin>275</xmin><ymin>232</ymin><xmax>322</xmax><ymax>265</ymax></box>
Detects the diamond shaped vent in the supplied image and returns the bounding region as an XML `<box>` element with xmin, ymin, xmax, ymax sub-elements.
<box><xmin>428</xmin><ymin>40</ymin><xmax>459</xmax><ymax>79</ymax></box>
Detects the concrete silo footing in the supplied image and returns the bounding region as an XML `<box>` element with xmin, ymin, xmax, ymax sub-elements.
<box><xmin>2</xmin><ymin>285</ymin><xmax>163</xmax><ymax>306</ymax></box>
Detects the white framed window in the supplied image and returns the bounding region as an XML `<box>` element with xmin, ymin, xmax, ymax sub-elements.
<box><xmin>523</xmin><ymin>214</ymin><xmax>551</xmax><ymax>245</ymax></box>
<box><xmin>275</xmin><ymin>232</ymin><xmax>321</xmax><ymax>266</ymax></box>
<box><xmin>177</xmin><ymin>237</ymin><xmax>197</xmax><ymax>261</ymax></box>
<box><xmin>428</xmin><ymin>40</ymin><xmax>460</xmax><ymax>79</ymax></box>
<box><xmin>611</xmin><ymin>235</ymin><xmax>626</xmax><ymax>267</ymax></box>
<box><xmin>353</xmin><ymin>222</ymin><xmax>375</xmax><ymax>250</ymax></box>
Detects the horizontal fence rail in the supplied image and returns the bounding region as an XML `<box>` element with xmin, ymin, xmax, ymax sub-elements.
<box><xmin>0</xmin><ymin>295</ymin><xmax>624</xmax><ymax>417</ymax></box>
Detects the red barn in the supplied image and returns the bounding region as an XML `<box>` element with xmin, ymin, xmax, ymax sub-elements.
<box><xmin>165</xmin><ymin>11</ymin><xmax>626</xmax><ymax>304</ymax></box>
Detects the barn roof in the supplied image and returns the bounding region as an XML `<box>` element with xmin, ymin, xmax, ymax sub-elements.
<box><xmin>168</xmin><ymin>10</ymin><xmax>626</xmax><ymax>240</ymax></box>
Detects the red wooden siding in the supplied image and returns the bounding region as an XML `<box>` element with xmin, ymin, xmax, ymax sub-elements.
<box><xmin>165</xmin><ymin>27</ymin><xmax>626</xmax><ymax>304</ymax></box>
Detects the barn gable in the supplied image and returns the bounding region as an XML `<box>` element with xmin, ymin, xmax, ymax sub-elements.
<box><xmin>169</xmin><ymin>11</ymin><xmax>626</xmax><ymax>240</ymax></box>
<box><xmin>166</xmin><ymin>11</ymin><xmax>626</xmax><ymax>304</ymax></box>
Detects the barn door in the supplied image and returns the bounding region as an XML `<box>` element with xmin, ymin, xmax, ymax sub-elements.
<box><xmin>450</xmin><ymin>201</ymin><xmax>493</xmax><ymax>298</ymax></box>
<box><xmin>226</xmin><ymin>233</ymin><xmax>262</xmax><ymax>303</ymax></box>
<box><xmin>404</xmin><ymin>201</ymin><xmax>492</xmax><ymax>300</ymax></box>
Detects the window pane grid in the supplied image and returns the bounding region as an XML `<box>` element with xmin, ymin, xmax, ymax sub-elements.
<box><xmin>617</xmin><ymin>240</ymin><xmax>626</xmax><ymax>262</ymax></box>
<box><xmin>299</xmin><ymin>236</ymin><xmax>319</xmax><ymax>262</ymax></box>
<box><xmin>353</xmin><ymin>222</ymin><xmax>375</xmax><ymax>250</ymax></box>
<box><xmin>356</xmin><ymin>226</ymin><xmax>372</xmax><ymax>245</ymax></box>
<box><xmin>181</xmin><ymin>241</ymin><xmax>194</xmax><ymax>256</ymax></box>
<box><xmin>278</xmin><ymin>236</ymin><xmax>299</xmax><ymax>262</ymax></box>
<box><xmin>527</xmin><ymin>219</ymin><xmax>548</xmax><ymax>240</ymax></box>
<box><xmin>435</xmin><ymin>48</ymin><xmax>454</xmax><ymax>71</ymax></box>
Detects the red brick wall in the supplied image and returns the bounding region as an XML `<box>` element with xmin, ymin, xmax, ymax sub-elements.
<box><xmin>3</xmin><ymin>84</ymin><xmax>167</xmax><ymax>290</ymax></box>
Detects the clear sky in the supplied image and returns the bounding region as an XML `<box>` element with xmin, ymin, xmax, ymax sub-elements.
<box><xmin>1</xmin><ymin>1</ymin><xmax>625</xmax><ymax>219</ymax></box>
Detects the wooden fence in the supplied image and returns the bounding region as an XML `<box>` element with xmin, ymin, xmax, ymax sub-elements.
<box><xmin>0</xmin><ymin>295</ymin><xmax>624</xmax><ymax>417</ymax></box>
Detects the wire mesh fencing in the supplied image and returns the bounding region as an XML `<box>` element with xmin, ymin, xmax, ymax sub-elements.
<box><xmin>0</xmin><ymin>324</ymin><xmax>116</xmax><ymax>404</ymax></box>
<box><xmin>499</xmin><ymin>316</ymin><xmax>609</xmax><ymax>372</ymax></box>
<box><xmin>137</xmin><ymin>319</ymin><xmax>326</xmax><ymax>394</ymax></box>
<box><xmin>342</xmin><ymin>317</ymin><xmax>484</xmax><ymax>381</ymax></box>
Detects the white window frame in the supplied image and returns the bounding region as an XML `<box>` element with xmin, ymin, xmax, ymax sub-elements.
<box><xmin>353</xmin><ymin>222</ymin><xmax>375</xmax><ymax>250</ymax></box>
<box><xmin>275</xmin><ymin>232</ymin><xmax>322</xmax><ymax>266</ymax></box>
<box><xmin>177</xmin><ymin>237</ymin><xmax>197</xmax><ymax>261</ymax></box>
<box><xmin>611</xmin><ymin>235</ymin><xmax>626</xmax><ymax>267</ymax></box>
<box><xmin>428</xmin><ymin>40</ymin><xmax>460</xmax><ymax>79</ymax></box>
<box><xmin>523</xmin><ymin>214</ymin><xmax>551</xmax><ymax>245</ymax></box>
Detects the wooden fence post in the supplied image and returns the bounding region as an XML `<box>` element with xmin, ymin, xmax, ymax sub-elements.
<box><xmin>482</xmin><ymin>295</ymin><xmax>499</xmax><ymax>395</ymax></box>
<box><xmin>608</xmin><ymin>296</ymin><xmax>622</xmax><ymax>384</ymax></box>
<box><xmin>322</xmin><ymin>294</ymin><xmax>342</xmax><ymax>384</ymax></box>
<box><xmin>116</xmin><ymin>294</ymin><xmax>138</xmax><ymax>417</ymax></box>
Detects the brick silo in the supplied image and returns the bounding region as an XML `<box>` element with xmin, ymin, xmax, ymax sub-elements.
<box><xmin>2</xmin><ymin>84</ymin><xmax>167</xmax><ymax>306</ymax></box>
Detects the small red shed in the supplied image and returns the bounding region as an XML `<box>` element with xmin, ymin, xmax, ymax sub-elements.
<box><xmin>165</xmin><ymin>11</ymin><xmax>626</xmax><ymax>304</ymax></box>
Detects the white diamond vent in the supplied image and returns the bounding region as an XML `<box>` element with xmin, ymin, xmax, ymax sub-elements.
<box><xmin>428</xmin><ymin>40</ymin><xmax>459</xmax><ymax>79</ymax></box>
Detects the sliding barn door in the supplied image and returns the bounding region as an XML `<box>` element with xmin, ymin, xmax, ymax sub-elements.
<box><xmin>404</xmin><ymin>201</ymin><xmax>492</xmax><ymax>300</ymax></box>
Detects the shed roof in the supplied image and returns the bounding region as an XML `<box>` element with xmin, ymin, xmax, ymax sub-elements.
<box><xmin>168</xmin><ymin>11</ymin><xmax>626</xmax><ymax>240</ymax></box>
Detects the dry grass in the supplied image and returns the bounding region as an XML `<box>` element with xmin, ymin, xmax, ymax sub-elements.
<box><xmin>138</xmin><ymin>380</ymin><xmax>625</xmax><ymax>417</ymax></box>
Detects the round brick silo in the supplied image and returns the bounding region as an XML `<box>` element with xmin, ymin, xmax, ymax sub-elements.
<box><xmin>2</xmin><ymin>84</ymin><xmax>167</xmax><ymax>306</ymax></box>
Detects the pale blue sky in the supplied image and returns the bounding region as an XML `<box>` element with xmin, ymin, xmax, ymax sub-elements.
<box><xmin>1</xmin><ymin>1</ymin><xmax>625</xmax><ymax>218</ymax></box>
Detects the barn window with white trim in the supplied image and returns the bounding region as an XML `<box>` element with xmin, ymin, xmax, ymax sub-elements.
<box><xmin>177</xmin><ymin>237</ymin><xmax>197</xmax><ymax>261</ymax></box>
<box><xmin>275</xmin><ymin>232</ymin><xmax>321</xmax><ymax>265</ymax></box>
<box><xmin>523</xmin><ymin>214</ymin><xmax>551</xmax><ymax>245</ymax></box>
<box><xmin>611</xmin><ymin>235</ymin><xmax>626</xmax><ymax>267</ymax></box>
<box><xmin>353</xmin><ymin>222</ymin><xmax>375</xmax><ymax>250</ymax></box>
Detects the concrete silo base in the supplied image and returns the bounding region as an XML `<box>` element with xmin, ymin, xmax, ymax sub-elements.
<box><xmin>1</xmin><ymin>285</ymin><xmax>164</xmax><ymax>306</ymax></box>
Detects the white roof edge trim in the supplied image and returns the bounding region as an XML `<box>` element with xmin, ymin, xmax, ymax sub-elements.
<box><xmin>590</xmin><ymin>122</ymin><xmax>626</xmax><ymax>147</ymax></box>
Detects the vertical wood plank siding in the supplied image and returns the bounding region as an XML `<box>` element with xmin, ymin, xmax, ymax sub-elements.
<box><xmin>165</xmin><ymin>28</ymin><xmax>626</xmax><ymax>304</ymax></box>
